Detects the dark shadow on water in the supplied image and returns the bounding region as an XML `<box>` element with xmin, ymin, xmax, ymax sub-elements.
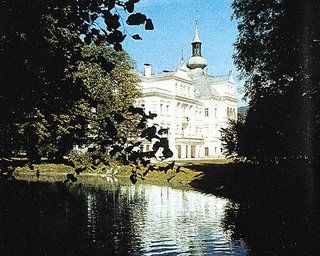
<box><xmin>189</xmin><ymin>161</ymin><xmax>320</xmax><ymax>255</ymax></box>
<box><xmin>0</xmin><ymin>180</ymin><xmax>146</xmax><ymax>256</ymax></box>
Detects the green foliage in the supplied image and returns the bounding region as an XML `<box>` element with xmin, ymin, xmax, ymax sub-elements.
<box><xmin>228</xmin><ymin>0</ymin><xmax>320</xmax><ymax>164</ymax></box>
<box><xmin>220</xmin><ymin>118</ymin><xmax>246</xmax><ymax>160</ymax></box>
<box><xmin>0</xmin><ymin>1</ymin><xmax>174</xmax><ymax>180</ymax></box>
<box><xmin>0</xmin><ymin>0</ymin><xmax>153</xmax><ymax>158</ymax></box>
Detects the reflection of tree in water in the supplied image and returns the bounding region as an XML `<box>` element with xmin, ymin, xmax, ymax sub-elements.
<box><xmin>71</xmin><ymin>183</ymin><xmax>149</xmax><ymax>255</ymax></box>
<box><xmin>221</xmin><ymin>167</ymin><xmax>320</xmax><ymax>256</ymax></box>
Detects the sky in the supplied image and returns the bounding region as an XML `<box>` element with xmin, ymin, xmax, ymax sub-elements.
<box><xmin>122</xmin><ymin>0</ymin><xmax>246</xmax><ymax>105</ymax></box>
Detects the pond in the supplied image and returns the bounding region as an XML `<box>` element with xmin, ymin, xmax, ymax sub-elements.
<box><xmin>0</xmin><ymin>178</ymin><xmax>247</xmax><ymax>256</ymax></box>
<box><xmin>0</xmin><ymin>175</ymin><xmax>319</xmax><ymax>256</ymax></box>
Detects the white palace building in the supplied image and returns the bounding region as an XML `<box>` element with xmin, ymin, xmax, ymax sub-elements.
<box><xmin>136</xmin><ymin>22</ymin><xmax>238</xmax><ymax>159</ymax></box>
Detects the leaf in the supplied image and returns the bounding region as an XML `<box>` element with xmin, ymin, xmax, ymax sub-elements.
<box><xmin>91</xmin><ymin>28</ymin><xmax>100</xmax><ymax>35</ymax></box>
<box><xmin>130</xmin><ymin>171</ymin><xmax>137</xmax><ymax>184</ymax></box>
<box><xmin>113</xmin><ymin>112</ymin><xmax>125</xmax><ymax>123</ymax></box>
<box><xmin>148</xmin><ymin>112</ymin><xmax>157</xmax><ymax>119</ymax></box>
<box><xmin>128</xmin><ymin>106</ymin><xmax>145</xmax><ymax>115</ymax></box>
<box><xmin>104</xmin><ymin>12</ymin><xmax>120</xmax><ymax>31</ymax></box>
<box><xmin>75</xmin><ymin>166</ymin><xmax>86</xmax><ymax>174</ymax></box>
<box><xmin>126</xmin><ymin>13</ymin><xmax>146</xmax><ymax>25</ymax></box>
<box><xmin>152</xmin><ymin>141</ymin><xmax>160</xmax><ymax>151</ymax></box>
<box><xmin>125</xmin><ymin>145</ymin><xmax>134</xmax><ymax>153</ymax></box>
<box><xmin>108</xmin><ymin>30</ymin><xmax>126</xmax><ymax>43</ymax></box>
<box><xmin>114</xmin><ymin>42</ymin><xmax>122</xmax><ymax>51</ymax></box>
<box><xmin>175</xmin><ymin>165</ymin><xmax>186</xmax><ymax>174</ymax></box>
<box><xmin>125</xmin><ymin>0</ymin><xmax>135</xmax><ymax>13</ymax></box>
<box><xmin>143</xmin><ymin>165</ymin><xmax>154</xmax><ymax>176</ymax></box>
<box><xmin>98</xmin><ymin>56</ymin><xmax>115</xmax><ymax>72</ymax></box>
<box><xmin>84</xmin><ymin>34</ymin><xmax>92</xmax><ymax>45</ymax></box>
<box><xmin>145</xmin><ymin>19</ymin><xmax>154</xmax><ymax>30</ymax></box>
<box><xmin>90</xmin><ymin>13</ymin><xmax>98</xmax><ymax>21</ymax></box>
<box><xmin>158</xmin><ymin>128</ymin><xmax>168</xmax><ymax>135</ymax></box>
<box><xmin>141</xmin><ymin>126</ymin><xmax>157</xmax><ymax>139</ymax></box>
<box><xmin>132</xmin><ymin>34</ymin><xmax>142</xmax><ymax>40</ymax></box>
<box><xmin>162</xmin><ymin>148</ymin><xmax>173</xmax><ymax>158</ymax></box>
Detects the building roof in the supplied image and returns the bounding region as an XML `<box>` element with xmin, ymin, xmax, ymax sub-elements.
<box><xmin>193</xmin><ymin>74</ymin><xmax>233</xmax><ymax>97</ymax></box>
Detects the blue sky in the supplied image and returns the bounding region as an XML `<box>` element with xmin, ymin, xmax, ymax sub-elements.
<box><xmin>122</xmin><ymin>0</ymin><xmax>246</xmax><ymax>104</ymax></box>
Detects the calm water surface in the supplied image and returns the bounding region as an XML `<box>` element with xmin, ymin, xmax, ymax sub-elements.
<box><xmin>1</xmin><ymin>175</ymin><xmax>320</xmax><ymax>256</ymax></box>
<box><xmin>0</xmin><ymin>178</ymin><xmax>248</xmax><ymax>256</ymax></box>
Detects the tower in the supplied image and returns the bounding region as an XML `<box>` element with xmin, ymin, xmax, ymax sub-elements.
<box><xmin>187</xmin><ymin>19</ymin><xmax>208</xmax><ymax>70</ymax></box>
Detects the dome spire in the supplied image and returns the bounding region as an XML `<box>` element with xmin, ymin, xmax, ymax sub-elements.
<box><xmin>187</xmin><ymin>18</ymin><xmax>207</xmax><ymax>70</ymax></box>
<box><xmin>193</xmin><ymin>18</ymin><xmax>201</xmax><ymax>43</ymax></box>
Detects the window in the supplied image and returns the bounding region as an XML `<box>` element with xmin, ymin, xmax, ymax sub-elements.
<box><xmin>176</xmin><ymin>145</ymin><xmax>181</xmax><ymax>158</ymax></box>
<box><xmin>185</xmin><ymin>145</ymin><xmax>188</xmax><ymax>158</ymax></box>
<box><xmin>191</xmin><ymin>146</ymin><xmax>196</xmax><ymax>158</ymax></box>
<box><xmin>160</xmin><ymin>104</ymin><xmax>163</xmax><ymax>114</ymax></box>
<box><xmin>205</xmin><ymin>108</ymin><xmax>209</xmax><ymax>117</ymax></box>
<box><xmin>205</xmin><ymin>147</ymin><xmax>209</xmax><ymax>157</ymax></box>
<box><xmin>215</xmin><ymin>108</ymin><xmax>217</xmax><ymax>117</ymax></box>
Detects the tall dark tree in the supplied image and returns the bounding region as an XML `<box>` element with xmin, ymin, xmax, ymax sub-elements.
<box><xmin>0</xmin><ymin>1</ymin><xmax>174</xmax><ymax>181</ymax></box>
<box><xmin>0</xmin><ymin>0</ymin><xmax>153</xmax><ymax>161</ymax></box>
<box><xmin>227</xmin><ymin>0</ymin><xmax>320</xmax><ymax>164</ymax></box>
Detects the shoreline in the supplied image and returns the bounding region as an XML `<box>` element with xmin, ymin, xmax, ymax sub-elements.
<box><xmin>10</xmin><ymin>160</ymin><xmax>212</xmax><ymax>191</ymax></box>
<box><xmin>7</xmin><ymin>159</ymin><xmax>318</xmax><ymax>201</ymax></box>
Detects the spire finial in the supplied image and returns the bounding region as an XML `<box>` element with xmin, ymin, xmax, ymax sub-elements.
<box><xmin>193</xmin><ymin>17</ymin><xmax>201</xmax><ymax>43</ymax></box>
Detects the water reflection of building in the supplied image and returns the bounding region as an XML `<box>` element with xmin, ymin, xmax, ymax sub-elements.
<box><xmin>82</xmin><ymin>182</ymin><xmax>248</xmax><ymax>255</ymax></box>
<box><xmin>127</xmin><ymin>185</ymin><xmax>247</xmax><ymax>255</ymax></box>
<box><xmin>137</xmin><ymin>20</ymin><xmax>238</xmax><ymax>159</ymax></box>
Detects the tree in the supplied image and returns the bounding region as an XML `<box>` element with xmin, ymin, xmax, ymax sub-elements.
<box><xmin>0</xmin><ymin>1</ymin><xmax>151</xmax><ymax>158</ymax></box>
<box><xmin>0</xmin><ymin>1</ymin><xmax>174</xmax><ymax>179</ymax></box>
<box><xmin>229</xmin><ymin>0</ymin><xmax>320</xmax><ymax>164</ymax></box>
<box><xmin>220</xmin><ymin>118</ymin><xmax>246</xmax><ymax>160</ymax></box>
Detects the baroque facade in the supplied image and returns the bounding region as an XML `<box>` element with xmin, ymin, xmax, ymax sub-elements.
<box><xmin>136</xmin><ymin>22</ymin><xmax>238</xmax><ymax>159</ymax></box>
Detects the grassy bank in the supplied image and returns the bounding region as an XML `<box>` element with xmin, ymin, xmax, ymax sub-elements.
<box><xmin>10</xmin><ymin>159</ymin><xmax>320</xmax><ymax>204</ymax></box>
<box><xmin>11</xmin><ymin>159</ymin><xmax>232</xmax><ymax>190</ymax></box>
